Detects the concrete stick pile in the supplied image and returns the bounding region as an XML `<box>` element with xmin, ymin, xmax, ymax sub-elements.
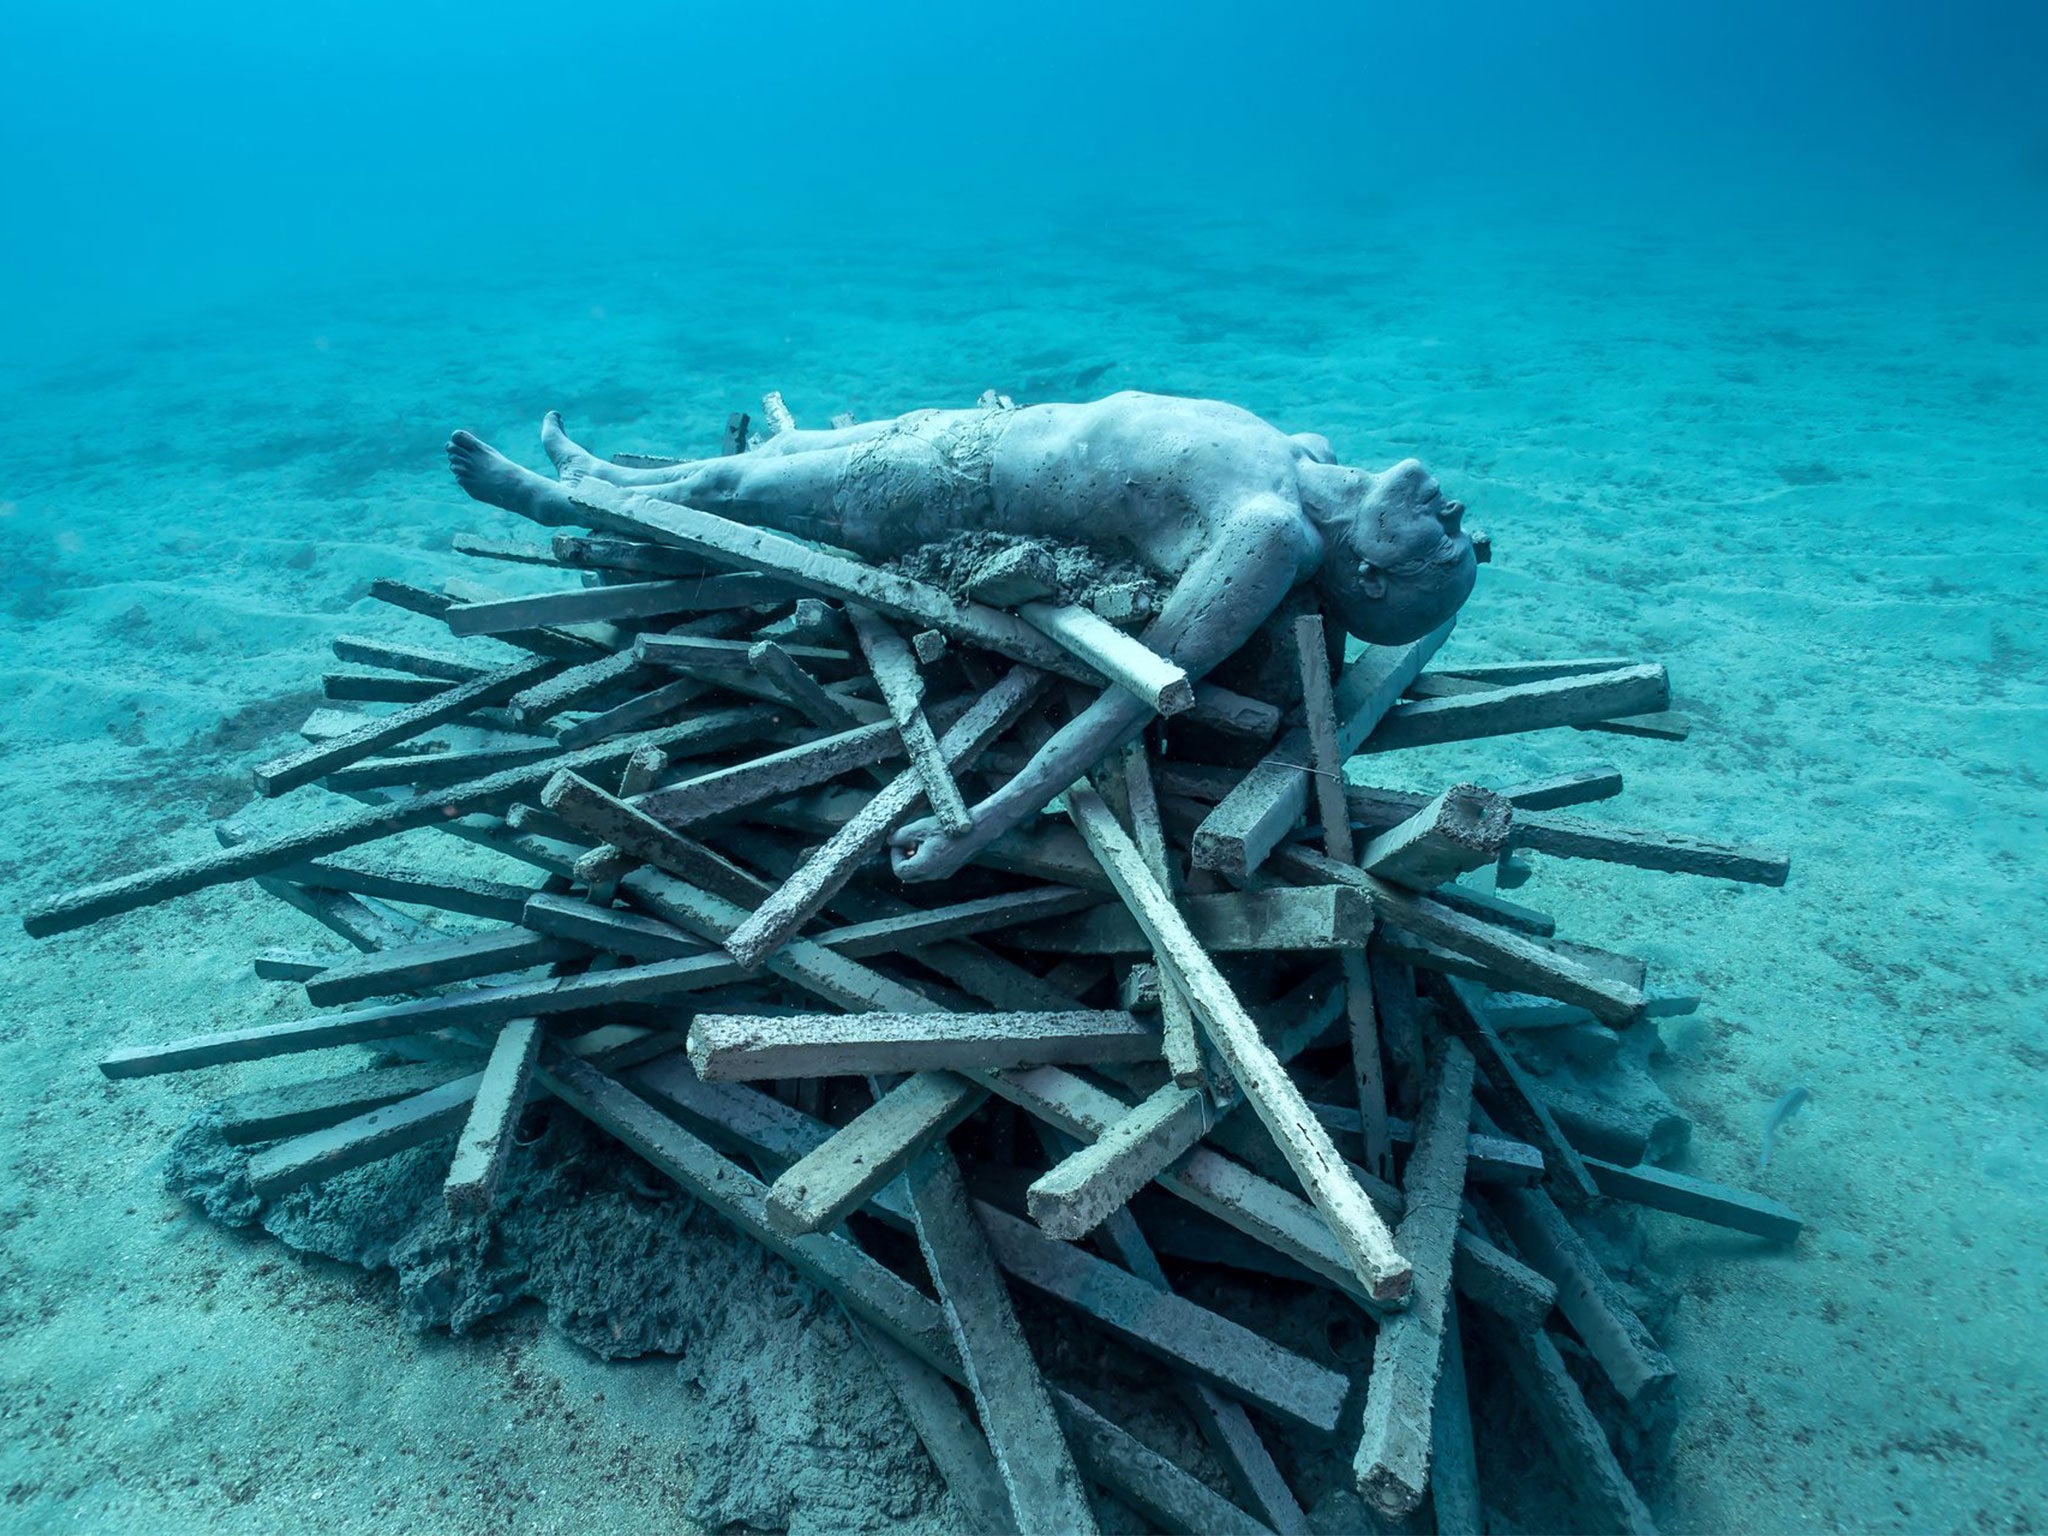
<box><xmin>24</xmin><ymin>392</ymin><xmax>1805</xmax><ymax>1535</ymax></box>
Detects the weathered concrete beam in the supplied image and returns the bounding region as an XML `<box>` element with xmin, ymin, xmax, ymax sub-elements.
<box><xmin>1354</xmin><ymin>1038</ymin><xmax>1476</xmax><ymax>1516</ymax></box>
<box><xmin>1356</xmin><ymin>785</ymin><xmax>1512</xmax><ymax>892</ymax></box>
<box><xmin>847</xmin><ymin>603</ymin><xmax>975</xmax><ymax>834</ymax></box>
<box><xmin>901</xmin><ymin>1146</ymin><xmax>1099</xmax><ymax>1535</ymax></box>
<box><xmin>28</xmin><ymin>709</ymin><xmax>775</xmax><ymax>939</ymax></box>
<box><xmin>1018</xmin><ymin>600</ymin><xmax>1194</xmax><ymax>715</ymax></box>
<box><xmin>442</xmin><ymin>1016</ymin><xmax>544</xmax><ymax>1214</ymax></box>
<box><xmin>690</xmin><ymin>1009</ymin><xmax>1160</xmax><ymax>1080</ymax></box>
<box><xmin>1191</xmin><ymin>620</ymin><xmax>1453</xmax><ymax>878</ymax></box>
<box><xmin>975</xmin><ymin>1201</ymin><xmax>1350</xmax><ymax>1435</ymax></box>
<box><xmin>1066</xmin><ymin>784</ymin><xmax>1411</xmax><ymax>1307</ymax></box>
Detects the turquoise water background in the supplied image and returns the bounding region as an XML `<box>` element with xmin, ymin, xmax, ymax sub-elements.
<box><xmin>2</xmin><ymin>3</ymin><xmax>2044</xmax><ymax>1532</ymax></box>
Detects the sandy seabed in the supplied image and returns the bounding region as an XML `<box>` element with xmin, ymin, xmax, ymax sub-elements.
<box><xmin>1</xmin><ymin>187</ymin><xmax>2043</xmax><ymax>1534</ymax></box>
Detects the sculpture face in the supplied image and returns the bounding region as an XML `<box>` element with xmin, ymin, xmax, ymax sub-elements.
<box><xmin>1316</xmin><ymin>459</ymin><xmax>1477</xmax><ymax>644</ymax></box>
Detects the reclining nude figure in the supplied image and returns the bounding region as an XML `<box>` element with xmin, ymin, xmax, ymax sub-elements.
<box><xmin>447</xmin><ymin>391</ymin><xmax>1477</xmax><ymax>881</ymax></box>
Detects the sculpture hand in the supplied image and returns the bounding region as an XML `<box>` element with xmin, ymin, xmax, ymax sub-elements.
<box><xmin>889</xmin><ymin>815</ymin><xmax>976</xmax><ymax>883</ymax></box>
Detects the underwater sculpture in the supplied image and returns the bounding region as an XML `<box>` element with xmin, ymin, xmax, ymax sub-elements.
<box><xmin>447</xmin><ymin>392</ymin><xmax>1478</xmax><ymax>881</ymax></box>
<box><xmin>23</xmin><ymin>378</ymin><xmax>1802</xmax><ymax>1535</ymax></box>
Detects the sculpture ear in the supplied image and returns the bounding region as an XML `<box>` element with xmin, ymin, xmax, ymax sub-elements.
<box><xmin>1359</xmin><ymin>563</ymin><xmax>1387</xmax><ymax>600</ymax></box>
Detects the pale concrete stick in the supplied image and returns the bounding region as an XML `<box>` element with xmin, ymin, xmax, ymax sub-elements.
<box><xmin>637</xmin><ymin>1055</ymin><xmax>1288</xmax><ymax>1533</ymax></box>
<box><xmin>1489</xmin><ymin>1185</ymin><xmax>1676</xmax><ymax>1406</ymax></box>
<box><xmin>1358</xmin><ymin>664</ymin><xmax>1669</xmax><ymax>754</ymax></box>
<box><xmin>1435</xmin><ymin>975</ymin><xmax>1602</xmax><ymax>1206</ymax></box>
<box><xmin>1400</xmin><ymin>669</ymin><xmax>1688</xmax><ymax>742</ymax></box>
<box><xmin>554</xmin><ymin>677</ymin><xmax>710</xmax><ymax>749</ymax></box>
<box><xmin>28</xmin><ymin>708</ymin><xmax>776</xmax><ymax>939</ymax></box>
<box><xmin>306</xmin><ymin>928</ymin><xmax>582</xmax><ymax>1007</ymax></box>
<box><xmin>620</xmin><ymin>872</ymin><xmax>990</xmax><ymax>1235</ymax></box>
<box><xmin>1021</xmin><ymin>970</ymin><xmax>1340</xmax><ymax>1241</ymax></box>
<box><xmin>1186</xmin><ymin>682</ymin><xmax>1282</xmax><ymax>741</ymax></box>
<box><xmin>324</xmin><ymin>672</ymin><xmax>452</xmax><ymax>704</ymax></box>
<box><xmin>564</xmin><ymin>478</ymin><xmax>1099</xmax><ymax>683</ymax></box>
<box><xmin>1192</xmin><ymin>619</ymin><xmax>1454</xmax><ymax>878</ymax></box>
<box><xmin>1024</xmin><ymin>1082</ymin><xmax>1212</xmax><ymax>1241</ymax></box>
<box><xmin>1428</xmin><ymin>881</ymin><xmax>1556</xmax><ymax>937</ymax></box>
<box><xmin>688</xmin><ymin>1009</ymin><xmax>1161</xmax><ymax>1080</ymax></box>
<box><xmin>722</xmin><ymin>666</ymin><xmax>1047</xmax><ymax>969</ymax></box>
<box><xmin>245</xmin><ymin>1024</ymin><xmax>671</xmax><ymax>1200</ymax></box>
<box><xmin>1017</xmin><ymin>599</ymin><xmax>1194</xmax><ymax>716</ymax></box>
<box><xmin>721</xmin><ymin>411</ymin><xmax>751</xmax><ymax>455</ymax></box>
<box><xmin>768</xmin><ymin>1074</ymin><xmax>986</xmax><ymax>1235</ymax></box>
<box><xmin>1051</xmin><ymin>1391</ymin><xmax>1276</xmax><ymax>1536</ymax></box>
<box><xmin>376</xmin><ymin>575</ymin><xmax>618</xmax><ymax>659</ymax></box>
<box><xmin>99</xmin><ymin>948</ymin><xmax>744</xmax><ymax>1079</ymax></box>
<box><xmin>331</xmin><ymin>633</ymin><xmax>488</xmax><ymax>683</ymax></box>
<box><xmin>631</xmin><ymin>719</ymin><xmax>903</xmax><ymax>827</ymax></box>
<box><xmin>1113</xmin><ymin>739</ymin><xmax>1208</xmax><ymax>1092</ymax></box>
<box><xmin>252</xmin><ymin>655</ymin><xmax>565</xmax><ymax>796</ymax></box>
<box><xmin>254</xmin><ymin>948</ymin><xmax>338</xmax><ymax>982</ymax></box>
<box><xmin>749</xmin><ymin>639</ymin><xmax>863</xmax><ymax>732</ymax></box>
<box><xmin>1510</xmin><ymin>812</ymin><xmax>1791</xmax><ymax>886</ymax></box>
<box><xmin>845</xmin><ymin>603</ymin><xmax>974</xmax><ymax>834</ymax></box>
<box><xmin>544</xmin><ymin>771</ymin><xmax>767</xmax><ymax>908</ymax></box>
<box><xmin>1356</xmin><ymin>785</ymin><xmax>1513</xmax><ymax>891</ymax></box>
<box><xmin>266</xmin><ymin>859</ymin><xmax>539</xmax><ymax>924</ymax></box>
<box><xmin>213</xmin><ymin>1061</ymin><xmax>469</xmax><ymax>1145</ymax></box>
<box><xmin>901</xmin><ymin>1146</ymin><xmax>1101</xmax><ymax>1536</ymax></box>
<box><xmin>504</xmin><ymin>649</ymin><xmax>646</xmax><ymax>725</ymax></box>
<box><xmin>443</xmin><ymin>1016</ymin><xmax>545</xmax><ymax>1214</ymax></box>
<box><xmin>549</xmin><ymin>534</ymin><xmax>713</xmax><ymax>578</ymax></box>
<box><xmin>322</xmin><ymin>745</ymin><xmax>562</xmax><ymax>794</ymax></box>
<box><xmin>581</xmin><ymin>744</ymin><xmax>669</xmax><ymax>903</ymax></box>
<box><xmin>447</xmin><ymin>574</ymin><xmax>794</xmax><ymax>635</ymax></box>
<box><xmin>1470</xmin><ymin>1311</ymin><xmax>1660</xmax><ymax>1535</ymax></box>
<box><xmin>1296</xmin><ymin>610</ymin><xmax>1396</xmax><ymax>1186</ymax></box>
<box><xmin>1434</xmin><ymin>657</ymin><xmax>1636</xmax><ymax>685</ymax></box>
<box><xmin>974</xmin><ymin>1201</ymin><xmax>1349</xmax><ymax>1434</ymax></box>
<box><xmin>1581</xmin><ymin>1158</ymin><xmax>1801</xmax><ymax>1243</ymax></box>
<box><xmin>451</xmin><ymin>532</ymin><xmax>560</xmax><ymax>568</ymax></box>
<box><xmin>1354</xmin><ymin>1038</ymin><xmax>1477</xmax><ymax>1517</ymax></box>
<box><xmin>1340</xmin><ymin>780</ymin><xmax>1788</xmax><ymax>887</ymax></box>
<box><xmin>1493</xmin><ymin>764</ymin><xmax>1625</xmax><ymax>811</ymax></box>
<box><xmin>1428</xmin><ymin>1304</ymin><xmax>1485</xmax><ymax>1536</ymax></box>
<box><xmin>1065</xmin><ymin>783</ymin><xmax>1413</xmax><ymax>1306</ymax></box>
<box><xmin>540</xmin><ymin>1053</ymin><xmax>962</xmax><ymax>1375</ymax></box>
<box><xmin>1274</xmin><ymin>847</ymin><xmax>1645</xmax><ymax>1025</ymax></box>
<box><xmin>1088</xmin><ymin>1209</ymin><xmax>1309</xmax><ymax>1534</ymax></box>
<box><xmin>1012</xmin><ymin>884</ymin><xmax>1372</xmax><ymax>955</ymax></box>
<box><xmin>852</xmin><ymin>1326</ymin><xmax>1012</xmax><ymax>1534</ymax></box>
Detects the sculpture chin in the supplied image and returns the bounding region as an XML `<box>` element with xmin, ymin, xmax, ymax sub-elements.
<box><xmin>1321</xmin><ymin>548</ymin><xmax>1478</xmax><ymax>645</ymax></box>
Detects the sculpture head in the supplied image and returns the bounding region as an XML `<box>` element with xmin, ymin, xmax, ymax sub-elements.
<box><xmin>1306</xmin><ymin>459</ymin><xmax>1477</xmax><ymax>644</ymax></box>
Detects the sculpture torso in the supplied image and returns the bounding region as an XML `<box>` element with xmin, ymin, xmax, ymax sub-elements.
<box><xmin>829</xmin><ymin>392</ymin><xmax>1314</xmax><ymax>580</ymax></box>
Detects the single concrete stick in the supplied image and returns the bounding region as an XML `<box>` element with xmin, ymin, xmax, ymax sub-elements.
<box><xmin>1354</xmin><ymin>1038</ymin><xmax>1477</xmax><ymax>1516</ymax></box>
<box><xmin>1065</xmin><ymin>783</ymin><xmax>1413</xmax><ymax>1306</ymax></box>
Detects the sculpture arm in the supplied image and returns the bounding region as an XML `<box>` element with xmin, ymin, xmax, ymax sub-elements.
<box><xmin>890</xmin><ymin>500</ymin><xmax>1320</xmax><ymax>881</ymax></box>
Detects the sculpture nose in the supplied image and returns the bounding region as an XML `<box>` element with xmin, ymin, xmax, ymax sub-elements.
<box><xmin>1439</xmin><ymin>499</ymin><xmax>1465</xmax><ymax>535</ymax></box>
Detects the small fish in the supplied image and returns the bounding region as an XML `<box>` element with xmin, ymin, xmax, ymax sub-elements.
<box><xmin>1758</xmin><ymin>1086</ymin><xmax>1811</xmax><ymax>1170</ymax></box>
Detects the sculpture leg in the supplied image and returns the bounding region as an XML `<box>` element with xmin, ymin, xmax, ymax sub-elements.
<box><xmin>448</xmin><ymin>428</ymin><xmax>850</xmax><ymax>545</ymax></box>
<box><xmin>542</xmin><ymin>411</ymin><xmax>889</xmax><ymax>485</ymax></box>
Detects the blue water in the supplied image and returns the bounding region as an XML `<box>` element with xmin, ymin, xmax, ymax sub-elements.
<box><xmin>3</xmin><ymin>3</ymin><xmax>2044</xmax><ymax>1532</ymax></box>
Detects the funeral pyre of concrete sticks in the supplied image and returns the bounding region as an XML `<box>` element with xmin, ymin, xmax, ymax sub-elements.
<box><xmin>25</xmin><ymin>399</ymin><xmax>1799</xmax><ymax>1536</ymax></box>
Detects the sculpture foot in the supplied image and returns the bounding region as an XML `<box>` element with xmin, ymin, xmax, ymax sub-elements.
<box><xmin>447</xmin><ymin>431</ymin><xmax>575</xmax><ymax>524</ymax></box>
<box><xmin>540</xmin><ymin>411</ymin><xmax>606</xmax><ymax>479</ymax></box>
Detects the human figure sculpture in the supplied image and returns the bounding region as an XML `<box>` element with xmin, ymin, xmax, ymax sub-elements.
<box><xmin>447</xmin><ymin>391</ymin><xmax>1477</xmax><ymax>880</ymax></box>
